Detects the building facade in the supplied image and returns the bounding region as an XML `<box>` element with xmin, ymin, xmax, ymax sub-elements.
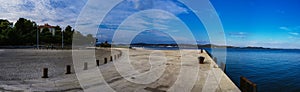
<box><xmin>38</xmin><ymin>23</ymin><xmax>56</xmax><ymax>36</ymax></box>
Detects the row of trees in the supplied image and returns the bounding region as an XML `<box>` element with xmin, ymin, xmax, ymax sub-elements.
<box><xmin>0</xmin><ymin>18</ymin><xmax>94</xmax><ymax>47</ymax></box>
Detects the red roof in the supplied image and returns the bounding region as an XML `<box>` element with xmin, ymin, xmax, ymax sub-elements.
<box><xmin>38</xmin><ymin>23</ymin><xmax>55</xmax><ymax>29</ymax></box>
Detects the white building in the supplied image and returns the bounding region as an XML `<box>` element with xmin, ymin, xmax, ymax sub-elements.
<box><xmin>38</xmin><ymin>23</ymin><xmax>56</xmax><ymax>36</ymax></box>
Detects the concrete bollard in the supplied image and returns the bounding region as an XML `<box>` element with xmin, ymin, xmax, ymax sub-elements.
<box><xmin>96</xmin><ymin>60</ymin><xmax>100</xmax><ymax>66</ymax></box>
<box><xmin>240</xmin><ymin>76</ymin><xmax>257</xmax><ymax>92</ymax></box>
<box><xmin>198</xmin><ymin>56</ymin><xmax>205</xmax><ymax>64</ymax></box>
<box><xmin>83</xmin><ymin>62</ymin><xmax>88</xmax><ymax>70</ymax></box>
<box><xmin>110</xmin><ymin>56</ymin><xmax>113</xmax><ymax>61</ymax></box>
<box><xmin>65</xmin><ymin>65</ymin><xmax>71</xmax><ymax>74</ymax></box>
<box><xmin>42</xmin><ymin>68</ymin><xmax>49</xmax><ymax>78</ymax></box>
<box><xmin>213</xmin><ymin>57</ymin><xmax>218</xmax><ymax>63</ymax></box>
<box><xmin>104</xmin><ymin>58</ymin><xmax>107</xmax><ymax>64</ymax></box>
<box><xmin>221</xmin><ymin>62</ymin><xmax>226</xmax><ymax>73</ymax></box>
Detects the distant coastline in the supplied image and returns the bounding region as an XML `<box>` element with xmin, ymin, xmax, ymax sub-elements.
<box><xmin>124</xmin><ymin>43</ymin><xmax>299</xmax><ymax>50</ymax></box>
<box><xmin>1</xmin><ymin>43</ymin><xmax>298</xmax><ymax>50</ymax></box>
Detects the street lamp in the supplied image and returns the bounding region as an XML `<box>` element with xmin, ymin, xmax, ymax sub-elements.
<box><xmin>36</xmin><ymin>26</ymin><xmax>39</xmax><ymax>49</ymax></box>
<box><xmin>61</xmin><ymin>27</ymin><xmax>64</xmax><ymax>49</ymax></box>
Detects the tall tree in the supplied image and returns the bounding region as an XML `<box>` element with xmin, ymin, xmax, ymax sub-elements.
<box><xmin>0</xmin><ymin>18</ymin><xmax>96</xmax><ymax>46</ymax></box>
<box><xmin>86</xmin><ymin>34</ymin><xmax>95</xmax><ymax>46</ymax></box>
<box><xmin>13</xmin><ymin>18</ymin><xmax>37</xmax><ymax>45</ymax></box>
<box><xmin>0</xmin><ymin>19</ymin><xmax>11</xmax><ymax>32</ymax></box>
<box><xmin>53</xmin><ymin>25</ymin><xmax>62</xmax><ymax>44</ymax></box>
<box><xmin>0</xmin><ymin>19</ymin><xmax>12</xmax><ymax>45</ymax></box>
<box><xmin>64</xmin><ymin>25</ymin><xmax>74</xmax><ymax>45</ymax></box>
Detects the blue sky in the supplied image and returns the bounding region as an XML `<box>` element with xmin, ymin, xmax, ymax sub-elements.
<box><xmin>211</xmin><ymin>0</ymin><xmax>300</xmax><ymax>48</ymax></box>
<box><xmin>1</xmin><ymin>0</ymin><xmax>300</xmax><ymax>48</ymax></box>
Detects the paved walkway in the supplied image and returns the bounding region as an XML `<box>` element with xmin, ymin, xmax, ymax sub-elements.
<box><xmin>78</xmin><ymin>48</ymin><xmax>240</xmax><ymax>92</ymax></box>
<box><xmin>0</xmin><ymin>48</ymin><xmax>240</xmax><ymax>92</ymax></box>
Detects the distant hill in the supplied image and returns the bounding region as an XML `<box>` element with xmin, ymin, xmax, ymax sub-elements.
<box><xmin>123</xmin><ymin>43</ymin><xmax>273</xmax><ymax>50</ymax></box>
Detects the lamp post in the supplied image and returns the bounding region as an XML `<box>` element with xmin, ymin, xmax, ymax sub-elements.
<box><xmin>61</xmin><ymin>27</ymin><xmax>64</xmax><ymax>49</ymax></box>
<box><xmin>36</xmin><ymin>27</ymin><xmax>39</xmax><ymax>49</ymax></box>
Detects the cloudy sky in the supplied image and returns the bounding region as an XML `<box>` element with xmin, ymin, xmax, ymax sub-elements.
<box><xmin>0</xmin><ymin>0</ymin><xmax>86</xmax><ymax>28</ymax></box>
<box><xmin>1</xmin><ymin>0</ymin><xmax>300</xmax><ymax>49</ymax></box>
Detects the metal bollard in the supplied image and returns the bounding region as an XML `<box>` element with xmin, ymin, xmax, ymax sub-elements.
<box><xmin>66</xmin><ymin>65</ymin><xmax>71</xmax><ymax>74</ymax></box>
<box><xmin>96</xmin><ymin>60</ymin><xmax>100</xmax><ymax>66</ymax></box>
<box><xmin>200</xmin><ymin>49</ymin><xmax>203</xmax><ymax>53</ymax></box>
<box><xmin>42</xmin><ymin>68</ymin><xmax>49</xmax><ymax>78</ymax></box>
<box><xmin>213</xmin><ymin>57</ymin><xmax>218</xmax><ymax>63</ymax></box>
<box><xmin>110</xmin><ymin>56</ymin><xmax>113</xmax><ymax>61</ymax></box>
<box><xmin>83</xmin><ymin>62</ymin><xmax>88</xmax><ymax>70</ymax></box>
<box><xmin>240</xmin><ymin>76</ymin><xmax>257</xmax><ymax>92</ymax></box>
<box><xmin>221</xmin><ymin>62</ymin><xmax>226</xmax><ymax>73</ymax></box>
<box><xmin>198</xmin><ymin>56</ymin><xmax>205</xmax><ymax>64</ymax></box>
<box><xmin>104</xmin><ymin>58</ymin><xmax>107</xmax><ymax>64</ymax></box>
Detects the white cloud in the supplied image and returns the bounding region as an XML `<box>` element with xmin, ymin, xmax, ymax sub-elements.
<box><xmin>279</xmin><ymin>26</ymin><xmax>290</xmax><ymax>31</ymax></box>
<box><xmin>228</xmin><ymin>32</ymin><xmax>248</xmax><ymax>38</ymax></box>
<box><xmin>107</xmin><ymin>9</ymin><xmax>196</xmax><ymax>44</ymax></box>
<box><xmin>154</xmin><ymin>0</ymin><xmax>189</xmax><ymax>14</ymax></box>
<box><xmin>93</xmin><ymin>0</ymin><xmax>193</xmax><ymax>42</ymax></box>
<box><xmin>129</xmin><ymin>0</ymin><xmax>189</xmax><ymax>14</ymax></box>
<box><xmin>289</xmin><ymin>32</ymin><xmax>299</xmax><ymax>36</ymax></box>
<box><xmin>0</xmin><ymin>0</ymin><xmax>86</xmax><ymax>28</ymax></box>
<box><xmin>1</xmin><ymin>0</ymin><xmax>196</xmax><ymax>44</ymax></box>
<box><xmin>280</xmin><ymin>26</ymin><xmax>300</xmax><ymax>32</ymax></box>
<box><xmin>280</xmin><ymin>26</ymin><xmax>300</xmax><ymax>37</ymax></box>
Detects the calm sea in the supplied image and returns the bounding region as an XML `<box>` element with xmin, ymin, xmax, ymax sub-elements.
<box><xmin>224</xmin><ymin>48</ymin><xmax>300</xmax><ymax>92</ymax></box>
<box><xmin>144</xmin><ymin>47</ymin><xmax>300</xmax><ymax>92</ymax></box>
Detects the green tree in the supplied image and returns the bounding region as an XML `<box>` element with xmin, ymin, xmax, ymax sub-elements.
<box><xmin>0</xmin><ymin>19</ymin><xmax>12</xmax><ymax>45</ymax></box>
<box><xmin>0</xmin><ymin>18</ymin><xmax>96</xmax><ymax>46</ymax></box>
<box><xmin>63</xmin><ymin>25</ymin><xmax>74</xmax><ymax>45</ymax></box>
<box><xmin>13</xmin><ymin>18</ymin><xmax>37</xmax><ymax>45</ymax></box>
<box><xmin>53</xmin><ymin>26</ymin><xmax>62</xmax><ymax>44</ymax></box>
<box><xmin>86</xmin><ymin>34</ymin><xmax>95</xmax><ymax>46</ymax></box>
<box><xmin>40</xmin><ymin>28</ymin><xmax>53</xmax><ymax>44</ymax></box>
<box><xmin>0</xmin><ymin>19</ymin><xmax>11</xmax><ymax>32</ymax></box>
<box><xmin>100</xmin><ymin>41</ymin><xmax>111</xmax><ymax>47</ymax></box>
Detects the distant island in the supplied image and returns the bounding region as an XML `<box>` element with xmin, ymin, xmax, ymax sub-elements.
<box><xmin>114</xmin><ymin>43</ymin><xmax>276</xmax><ymax>50</ymax></box>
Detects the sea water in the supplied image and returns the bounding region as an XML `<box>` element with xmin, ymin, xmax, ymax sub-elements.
<box><xmin>224</xmin><ymin>48</ymin><xmax>300</xmax><ymax>92</ymax></box>
<box><xmin>144</xmin><ymin>47</ymin><xmax>300</xmax><ymax>92</ymax></box>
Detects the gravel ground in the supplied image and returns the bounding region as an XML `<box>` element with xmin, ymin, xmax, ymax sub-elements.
<box><xmin>0</xmin><ymin>48</ymin><xmax>116</xmax><ymax>91</ymax></box>
<box><xmin>0</xmin><ymin>49</ymin><xmax>74</xmax><ymax>80</ymax></box>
